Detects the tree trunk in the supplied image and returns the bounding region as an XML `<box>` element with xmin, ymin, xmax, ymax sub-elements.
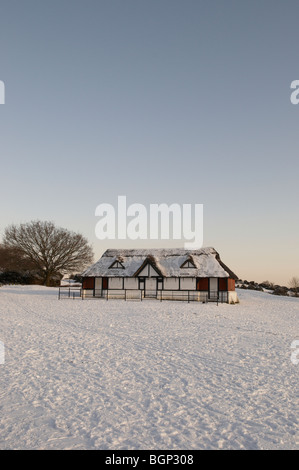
<box><xmin>44</xmin><ymin>271</ymin><xmax>52</xmax><ymax>287</ymax></box>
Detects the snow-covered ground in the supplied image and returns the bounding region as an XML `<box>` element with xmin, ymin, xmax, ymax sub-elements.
<box><xmin>0</xmin><ymin>285</ymin><xmax>298</xmax><ymax>450</ymax></box>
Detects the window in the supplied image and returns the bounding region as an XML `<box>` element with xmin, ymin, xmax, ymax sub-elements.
<box><xmin>181</xmin><ymin>259</ymin><xmax>196</xmax><ymax>268</ymax></box>
<box><xmin>109</xmin><ymin>260</ymin><xmax>125</xmax><ymax>269</ymax></box>
<box><xmin>157</xmin><ymin>277</ymin><xmax>163</xmax><ymax>290</ymax></box>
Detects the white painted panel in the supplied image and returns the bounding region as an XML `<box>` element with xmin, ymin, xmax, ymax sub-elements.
<box><xmin>124</xmin><ymin>278</ymin><xmax>138</xmax><ymax>289</ymax></box>
<box><xmin>164</xmin><ymin>278</ymin><xmax>179</xmax><ymax>290</ymax></box>
<box><xmin>180</xmin><ymin>277</ymin><xmax>196</xmax><ymax>290</ymax></box>
<box><xmin>109</xmin><ymin>277</ymin><xmax>123</xmax><ymax>289</ymax></box>
<box><xmin>138</xmin><ymin>265</ymin><xmax>149</xmax><ymax>277</ymax></box>
<box><xmin>149</xmin><ymin>265</ymin><xmax>159</xmax><ymax>277</ymax></box>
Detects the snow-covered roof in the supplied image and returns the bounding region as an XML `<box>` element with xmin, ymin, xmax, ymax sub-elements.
<box><xmin>82</xmin><ymin>247</ymin><xmax>237</xmax><ymax>279</ymax></box>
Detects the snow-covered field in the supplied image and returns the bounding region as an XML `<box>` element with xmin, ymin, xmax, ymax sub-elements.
<box><xmin>0</xmin><ymin>285</ymin><xmax>298</xmax><ymax>450</ymax></box>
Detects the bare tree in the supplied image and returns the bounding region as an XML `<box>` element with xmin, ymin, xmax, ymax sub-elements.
<box><xmin>3</xmin><ymin>221</ymin><xmax>94</xmax><ymax>286</ymax></box>
<box><xmin>0</xmin><ymin>244</ymin><xmax>36</xmax><ymax>272</ymax></box>
<box><xmin>289</xmin><ymin>276</ymin><xmax>299</xmax><ymax>297</ymax></box>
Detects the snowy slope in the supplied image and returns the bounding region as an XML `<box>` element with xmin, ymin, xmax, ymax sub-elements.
<box><xmin>0</xmin><ymin>286</ymin><xmax>298</xmax><ymax>450</ymax></box>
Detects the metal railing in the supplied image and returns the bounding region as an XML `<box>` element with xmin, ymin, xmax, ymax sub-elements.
<box><xmin>58</xmin><ymin>286</ymin><xmax>228</xmax><ymax>304</ymax></box>
<box><xmin>58</xmin><ymin>286</ymin><xmax>82</xmax><ymax>299</ymax></box>
<box><xmin>206</xmin><ymin>290</ymin><xmax>228</xmax><ymax>305</ymax></box>
<box><xmin>77</xmin><ymin>288</ymin><xmax>228</xmax><ymax>304</ymax></box>
<box><xmin>81</xmin><ymin>289</ymin><xmax>144</xmax><ymax>301</ymax></box>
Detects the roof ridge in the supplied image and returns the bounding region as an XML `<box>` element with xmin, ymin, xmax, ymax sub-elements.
<box><xmin>103</xmin><ymin>247</ymin><xmax>216</xmax><ymax>257</ymax></box>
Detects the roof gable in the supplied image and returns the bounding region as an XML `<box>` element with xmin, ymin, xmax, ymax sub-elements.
<box><xmin>134</xmin><ymin>257</ymin><xmax>163</xmax><ymax>277</ymax></box>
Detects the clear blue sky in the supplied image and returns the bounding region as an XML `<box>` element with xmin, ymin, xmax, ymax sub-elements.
<box><xmin>0</xmin><ymin>0</ymin><xmax>298</xmax><ymax>284</ymax></box>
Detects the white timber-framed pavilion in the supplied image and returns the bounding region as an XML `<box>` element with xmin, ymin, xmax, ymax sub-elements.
<box><xmin>81</xmin><ymin>247</ymin><xmax>239</xmax><ymax>304</ymax></box>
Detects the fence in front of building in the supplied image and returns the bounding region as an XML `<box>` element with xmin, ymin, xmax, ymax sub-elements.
<box><xmin>58</xmin><ymin>286</ymin><xmax>228</xmax><ymax>304</ymax></box>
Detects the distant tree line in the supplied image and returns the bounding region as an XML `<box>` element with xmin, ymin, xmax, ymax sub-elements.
<box><xmin>236</xmin><ymin>278</ymin><xmax>299</xmax><ymax>297</ymax></box>
<box><xmin>0</xmin><ymin>220</ymin><xmax>93</xmax><ymax>287</ymax></box>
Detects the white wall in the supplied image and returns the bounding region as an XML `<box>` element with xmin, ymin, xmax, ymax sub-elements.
<box><xmin>124</xmin><ymin>278</ymin><xmax>138</xmax><ymax>289</ymax></box>
<box><xmin>180</xmin><ymin>277</ymin><xmax>196</xmax><ymax>290</ymax></box>
<box><xmin>109</xmin><ymin>277</ymin><xmax>123</xmax><ymax>289</ymax></box>
<box><xmin>164</xmin><ymin>278</ymin><xmax>179</xmax><ymax>290</ymax></box>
